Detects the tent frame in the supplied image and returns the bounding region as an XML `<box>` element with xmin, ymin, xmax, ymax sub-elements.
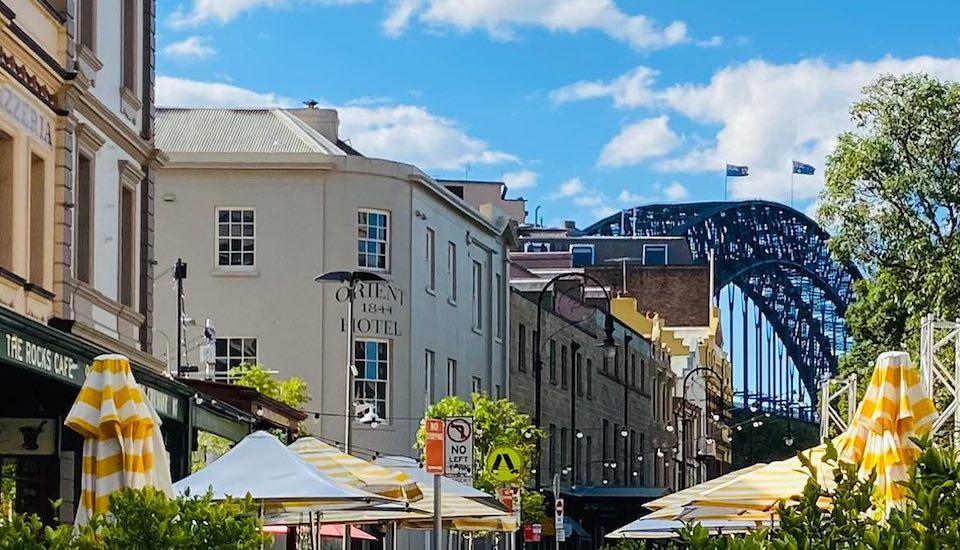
<box><xmin>920</xmin><ymin>314</ymin><xmax>960</xmax><ymax>447</ymax></box>
<box><xmin>819</xmin><ymin>373</ymin><xmax>857</xmax><ymax>440</ymax></box>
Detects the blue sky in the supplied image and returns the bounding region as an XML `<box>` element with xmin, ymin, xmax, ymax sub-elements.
<box><xmin>156</xmin><ymin>0</ymin><xmax>960</xmax><ymax>228</ymax></box>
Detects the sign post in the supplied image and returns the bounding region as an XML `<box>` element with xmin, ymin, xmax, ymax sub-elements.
<box><xmin>425</xmin><ymin>419</ymin><xmax>445</xmax><ymax>550</ymax></box>
<box><xmin>554</xmin><ymin>498</ymin><xmax>565</xmax><ymax>544</ymax></box>
<box><xmin>444</xmin><ymin>417</ymin><xmax>474</xmax><ymax>484</ymax></box>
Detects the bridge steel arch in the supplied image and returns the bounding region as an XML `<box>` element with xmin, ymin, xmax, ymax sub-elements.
<box><xmin>582</xmin><ymin>200</ymin><xmax>862</xmax><ymax>402</ymax></box>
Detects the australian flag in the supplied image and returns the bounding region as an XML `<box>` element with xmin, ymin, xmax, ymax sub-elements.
<box><xmin>726</xmin><ymin>164</ymin><xmax>749</xmax><ymax>177</ymax></box>
<box><xmin>792</xmin><ymin>161</ymin><xmax>815</xmax><ymax>175</ymax></box>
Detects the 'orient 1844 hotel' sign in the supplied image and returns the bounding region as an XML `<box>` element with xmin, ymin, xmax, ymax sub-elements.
<box><xmin>336</xmin><ymin>282</ymin><xmax>405</xmax><ymax>337</ymax></box>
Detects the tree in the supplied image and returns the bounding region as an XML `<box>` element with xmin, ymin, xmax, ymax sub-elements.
<box><xmin>228</xmin><ymin>363</ymin><xmax>311</xmax><ymax>408</ymax></box>
<box><xmin>819</xmin><ymin>73</ymin><xmax>960</xmax><ymax>379</ymax></box>
<box><xmin>415</xmin><ymin>393</ymin><xmax>546</xmax><ymax>523</ymax></box>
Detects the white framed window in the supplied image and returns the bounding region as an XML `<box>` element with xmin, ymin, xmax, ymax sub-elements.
<box><xmin>424</xmin><ymin>349</ymin><xmax>435</xmax><ymax>406</ymax></box>
<box><xmin>570</xmin><ymin>244</ymin><xmax>595</xmax><ymax>267</ymax></box>
<box><xmin>523</xmin><ymin>242</ymin><xmax>549</xmax><ymax>252</ymax></box>
<box><xmin>215</xmin><ymin>337</ymin><xmax>258</xmax><ymax>377</ymax></box>
<box><xmin>216</xmin><ymin>208</ymin><xmax>255</xmax><ymax>270</ymax></box>
<box><xmin>446</xmin><ymin>358</ymin><xmax>457</xmax><ymax>396</ymax></box>
<box><xmin>642</xmin><ymin>244</ymin><xmax>668</xmax><ymax>266</ymax></box>
<box><xmin>426</xmin><ymin>227</ymin><xmax>436</xmax><ymax>292</ymax></box>
<box><xmin>472</xmin><ymin>376</ymin><xmax>482</xmax><ymax>394</ymax></box>
<box><xmin>358</xmin><ymin>209</ymin><xmax>390</xmax><ymax>271</ymax></box>
<box><xmin>447</xmin><ymin>241</ymin><xmax>457</xmax><ymax>302</ymax></box>
<box><xmin>471</xmin><ymin>260</ymin><xmax>482</xmax><ymax>330</ymax></box>
<box><xmin>355</xmin><ymin>339</ymin><xmax>390</xmax><ymax>419</ymax></box>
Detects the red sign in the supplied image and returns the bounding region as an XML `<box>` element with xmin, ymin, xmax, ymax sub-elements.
<box><xmin>498</xmin><ymin>487</ymin><xmax>517</xmax><ymax>511</ymax></box>
<box><xmin>523</xmin><ymin>524</ymin><xmax>542</xmax><ymax>543</ymax></box>
<box><xmin>424</xmin><ymin>419</ymin><xmax>445</xmax><ymax>474</ymax></box>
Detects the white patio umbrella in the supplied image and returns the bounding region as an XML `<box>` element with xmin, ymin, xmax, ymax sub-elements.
<box><xmin>606</xmin><ymin>517</ymin><xmax>761</xmax><ymax>539</ymax></box>
<box><xmin>174</xmin><ymin>431</ymin><xmax>387</xmax><ymax>515</ymax></box>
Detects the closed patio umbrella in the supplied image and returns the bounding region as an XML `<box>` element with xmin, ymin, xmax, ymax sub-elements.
<box><xmin>64</xmin><ymin>354</ymin><xmax>174</xmax><ymax>524</ymax></box>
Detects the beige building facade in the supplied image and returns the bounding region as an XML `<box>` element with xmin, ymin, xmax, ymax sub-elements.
<box><xmin>153</xmin><ymin>107</ymin><xmax>516</xmax><ymax>459</ymax></box>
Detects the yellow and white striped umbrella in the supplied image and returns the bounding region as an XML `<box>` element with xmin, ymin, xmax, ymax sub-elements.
<box><xmin>64</xmin><ymin>354</ymin><xmax>173</xmax><ymax>523</ymax></box>
<box><xmin>833</xmin><ymin>351</ymin><xmax>937</xmax><ymax>509</ymax></box>
<box><xmin>290</xmin><ymin>438</ymin><xmax>422</xmax><ymax>502</ymax></box>
<box><xmin>644</xmin><ymin>463</ymin><xmax>766</xmax><ymax>511</ymax></box>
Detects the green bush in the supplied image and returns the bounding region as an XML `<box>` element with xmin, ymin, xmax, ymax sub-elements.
<box><xmin>679</xmin><ymin>438</ymin><xmax>960</xmax><ymax>549</ymax></box>
<box><xmin>0</xmin><ymin>488</ymin><xmax>269</xmax><ymax>549</ymax></box>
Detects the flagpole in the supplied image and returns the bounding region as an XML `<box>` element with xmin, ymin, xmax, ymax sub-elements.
<box><xmin>724</xmin><ymin>174</ymin><xmax>728</xmax><ymax>201</ymax></box>
<box><xmin>790</xmin><ymin>172</ymin><xmax>795</xmax><ymax>208</ymax></box>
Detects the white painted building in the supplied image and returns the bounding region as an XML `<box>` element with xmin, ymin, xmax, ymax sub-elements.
<box><xmin>153</xmin><ymin>106</ymin><xmax>516</xmax><ymax>458</ymax></box>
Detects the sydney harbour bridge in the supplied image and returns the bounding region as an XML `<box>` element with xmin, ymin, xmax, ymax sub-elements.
<box><xmin>583</xmin><ymin>200</ymin><xmax>862</xmax><ymax>419</ymax></box>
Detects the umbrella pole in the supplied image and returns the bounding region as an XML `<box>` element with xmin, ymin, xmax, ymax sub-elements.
<box><xmin>391</xmin><ymin>521</ymin><xmax>398</xmax><ymax>550</ymax></box>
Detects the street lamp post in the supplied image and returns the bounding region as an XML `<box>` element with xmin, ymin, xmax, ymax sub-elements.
<box><xmin>314</xmin><ymin>270</ymin><xmax>388</xmax><ymax>451</ymax></box>
<box><xmin>622</xmin><ymin>333</ymin><xmax>633</xmax><ymax>485</ymax></box>
<box><xmin>679</xmin><ymin>366</ymin><xmax>726</xmax><ymax>489</ymax></box>
<box><xmin>532</xmin><ymin>272</ymin><xmax>618</xmax><ymax>490</ymax></box>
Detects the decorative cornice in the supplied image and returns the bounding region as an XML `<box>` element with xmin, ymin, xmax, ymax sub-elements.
<box><xmin>0</xmin><ymin>45</ymin><xmax>64</xmax><ymax>113</ymax></box>
<box><xmin>72</xmin><ymin>87</ymin><xmax>152</xmax><ymax>163</ymax></box>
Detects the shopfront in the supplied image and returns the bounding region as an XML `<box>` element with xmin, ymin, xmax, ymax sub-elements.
<box><xmin>0</xmin><ymin>306</ymin><xmax>250</xmax><ymax>523</ymax></box>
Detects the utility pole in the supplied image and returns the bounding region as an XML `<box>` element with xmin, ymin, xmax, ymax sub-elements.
<box><xmin>173</xmin><ymin>259</ymin><xmax>187</xmax><ymax>377</ymax></box>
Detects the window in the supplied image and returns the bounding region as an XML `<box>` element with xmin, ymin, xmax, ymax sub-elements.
<box><xmin>121</xmin><ymin>0</ymin><xmax>137</xmax><ymax>91</ymax></box>
<box><xmin>495</xmin><ymin>384</ymin><xmax>502</xmax><ymax>399</ymax></box>
<box><xmin>639</xmin><ymin>433</ymin><xmax>646</xmax><ymax>485</ymax></box>
<box><xmin>119</xmin><ymin>185</ymin><xmax>136</xmax><ymax>306</ymax></box>
<box><xmin>523</xmin><ymin>242</ymin><xmax>549</xmax><ymax>252</ymax></box>
<box><xmin>586</xmin><ymin>358</ymin><xmax>593</xmax><ymax>399</ymax></box>
<box><xmin>569</xmin><ymin>244</ymin><xmax>594</xmax><ymax>267</ymax></box>
<box><xmin>613</xmin><ymin>423</ymin><xmax>620</xmax><ymax>484</ymax></box>
<box><xmin>575</xmin><ymin>352</ymin><xmax>583</xmax><ymax>396</ymax></box>
<box><xmin>216</xmin><ymin>208</ymin><xmax>255</xmax><ymax>270</ymax></box>
<box><xmin>75</xmin><ymin>153</ymin><xmax>94</xmax><ymax>283</ymax></box>
<box><xmin>424</xmin><ymin>350</ymin><xmax>435</xmax><ymax>407</ymax></box>
<box><xmin>78</xmin><ymin>0</ymin><xmax>96</xmax><ymax>51</ymax></box>
<box><xmin>575</xmin><ymin>436</ymin><xmax>583</xmax><ymax>484</ymax></box>
<box><xmin>560</xmin><ymin>344</ymin><xmax>568</xmax><ymax>389</ymax></box>
<box><xmin>549</xmin><ymin>424</ymin><xmax>557</xmax><ymax>476</ymax></box>
<box><xmin>425</xmin><ymin>228</ymin><xmax>435</xmax><ymax>292</ymax></box>
<box><xmin>28</xmin><ymin>154</ymin><xmax>46</xmax><ymax>285</ymax></box>
<box><xmin>214</xmin><ymin>337</ymin><xmax>258</xmax><ymax>376</ymax></box>
<box><xmin>358</xmin><ymin>209</ymin><xmax>389</xmax><ymax>270</ymax></box>
<box><xmin>630</xmin><ymin>354</ymin><xmax>638</xmax><ymax>390</ymax></box>
<box><xmin>472</xmin><ymin>376</ymin><xmax>482</xmax><ymax>394</ymax></box>
<box><xmin>560</xmin><ymin>428</ymin><xmax>568</xmax><ymax>475</ymax></box>
<box><xmin>471</xmin><ymin>261</ymin><xmax>482</xmax><ymax>329</ymax></box>
<box><xmin>602</xmin><ymin>419</ymin><xmax>610</xmax><ymax>463</ymax></box>
<box><xmin>0</xmin><ymin>131</ymin><xmax>11</xmax><ymax>269</ymax></box>
<box><xmin>640</xmin><ymin>358</ymin><xmax>646</xmax><ymax>393</ymax></box>
<box><xmin>642</xmin><ymin>244</ymin><xmax>668</xmax><ymax>266</ymax></box>
<box><xmin>355</xmin><ymin>339</ymin><xmax>389</xmax><ymax>418</ymax></box>
<box><xmin>548</xmin><ymin>340</ymin><xmax>557</xmax><ymax>384</ymax></box>
<box><xmin>446</xmin><ymin>358</ymin><xmax>457</xmax><ymax>396</ymax></box>
<box><xmin>447</xmin><ymin>242</ymin><xmax>457</xmax><ymax>301</ymax></box>
<box><xmin>517</xmin><ymin>324</ymin><xmax>527</xmax><ymax>372</ymax></box>
<box><xmin>495</xmin><ymin>273</ymin><xmax>502</xmax><ymax>339</ymax></box>
<box><xmin>585</xmin><ymin>436</ymin><xmax>593</xmax><ymax>484</ymax></box>
<box><xmin>630</xmin><ymin>431</ymin><xmax>637</xmax><ymax>486</ymax></box>
<box><xmin>446</xmin><ymin>185</ymin><xmax>464</xmax><ymax>199</ymax></box>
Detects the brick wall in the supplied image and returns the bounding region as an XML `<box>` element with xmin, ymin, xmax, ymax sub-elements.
<box><xmin>588</xmin><ymin>265</ymin><xmax>710</xmax><ymax>326</ymax></box>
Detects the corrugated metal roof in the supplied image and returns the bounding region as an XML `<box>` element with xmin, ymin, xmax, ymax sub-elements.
<box><xmin>156</xmin><ymin>108</ymin><xmax>346</xmax><ymax>155</ymax></box>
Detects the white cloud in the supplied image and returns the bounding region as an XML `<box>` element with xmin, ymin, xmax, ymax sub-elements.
<box><xmin>559</xmin><ymin>56</ymin><xmax>960</xmax><ymax>201</ymax></box>
<box><xmin>156</xmin><ymin>76</ymin><xmax>293</xmax><ymax>107</ymax></box>
<box><xmin>169</xmin><ymin>0</ymin><xmax>370</xmax><ymax>28</ymax></box>
<box><xmin>617</xmin><ymin>189</ymin><xmax>646</xmax><ymax>204</ymax></box>
<box><xmin>695</xmin><ymin>35</ymin><xmax>723</xmax><ymax>48</ymax></box>
<box><xmin>598</xmin><ymin>116</ymin><xmax>680</xmax><ymax>168</ymax></box>
<box><xmin>553</xmin><ymin>177</ymin><xmax>585</xmax><ymax>198</ymax></box>
<box><xmin>155</xmin><ymin>76</ymin><xmax>515</xmax><ymax>171</ymax></box>
<box><xmin>549</xmin><ymin>66</ymin><xmax>658</xmax><ymax>108</ymax></box>
<box><xmin>661</xmin><ymin>181</ymin><xmax>690</xmax><ymax>201</ymax></box>
<box><xmin>162</xmin><ymin>36</ymin><xmax>216</xmax><ymax>60</ymax></box>
<box><xmin>384</xmin><ymin>0</ymin><xmax>688</xmax><ymax>51</ymax></box>
<box><xmin>503</xmin><ymin>170</ymin><xmax>538</xmax><ymax>190</ymax></box>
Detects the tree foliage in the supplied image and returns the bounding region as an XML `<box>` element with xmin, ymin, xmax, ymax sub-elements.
<box><xmin>228</xmin><ymin>363</ymin><xmax>311</xmax><ymax>408</ymax></box>
<box><xmin>415</xmin><ymin>393</ymin><xmax>546</xmax><ymax>522</ymax></box>
<box><xmin>0</xmin><ymin>488</ymin><xmax>268</xmax><ymax>549</ymax></box>
<box><xmin>679</xmin><ymin>438</ymin><xmax>960</xmax><ymax>549</ymax></box>
<box><xmin>819</xmin><ymin>73</ymin><xmax>960</xmax><ymax>379</ymax></box>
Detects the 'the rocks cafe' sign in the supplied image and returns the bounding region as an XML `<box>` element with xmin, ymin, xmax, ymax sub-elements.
<box><xmin>336</xmin><ymin>282</ymin><xmax>404</xmax><ymax>337</ymax></box>
<box><xmin>2</xmin><ymin>330</ymin><xmax>88</xmax><ymax>386</ymax></box>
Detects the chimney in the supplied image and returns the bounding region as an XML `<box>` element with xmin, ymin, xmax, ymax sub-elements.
<box><xmin>288</xmin><ymin>107</ymin><xmax>340</xmax><ymax>144</ymax></box>
<box><xmin>564</xmin><ymin>220</ymin><xmax>577</xmax><ymax>230</ymax></box>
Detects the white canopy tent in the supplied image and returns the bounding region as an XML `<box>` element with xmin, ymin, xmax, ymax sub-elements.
<box><xmin>174</xmin><ymin>431</ymin><xmax>388</xmax><ymax>515</ymax></box>
<box><xmin>606</xmin><ymin>517</ymin><xmax>762</xmax><ymax>539</ymax></box>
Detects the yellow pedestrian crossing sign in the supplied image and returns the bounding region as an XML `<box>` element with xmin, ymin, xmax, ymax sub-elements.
<box><xmin>486</xmin><ymin>446</ymin><xmax>523</xmax><ymax>483</ymax></box>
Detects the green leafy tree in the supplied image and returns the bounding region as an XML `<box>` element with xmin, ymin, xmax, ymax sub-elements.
<box><xmin>415</xmin><ymin>393</ymin><xmax>546</xmax><ymax>523</ymax></box>
<box><xmin>228</xmin><ymin>363</ymin><xmax>311</xmax><ymax>407</ymax></box>
<box><xmin>819</xmin><ymin>73</ymin><xmax>960</xmax><ymax>380</ymax></box>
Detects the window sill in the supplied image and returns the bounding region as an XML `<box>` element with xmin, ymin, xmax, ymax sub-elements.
<box><xmin>77</xmin><ymin>45</ymin><xmax>102</xmax><ymax>86</ymax></box>
<box><xmin>426</xmin><ymin>287</ymin><xmax>436</xmax><ymax>296</ymax></box>
<box><xmin>119</xmin><ymin>86</ymin><xmax>142</xmax><ymax>122</ymax></box>
<box><xmin>447</xmin><ymin>298</ymin><xmax>458</xmax><ymax>307</ymax></box>
<box><xmin>211</xmin><ymin>268</ymin><xmax>260</xmax><ymax>277</ymax></box>
<box><xmin>471</xmin><ymin>327</ymin><xmax>482</xmax><ymax>336</ymax></box>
